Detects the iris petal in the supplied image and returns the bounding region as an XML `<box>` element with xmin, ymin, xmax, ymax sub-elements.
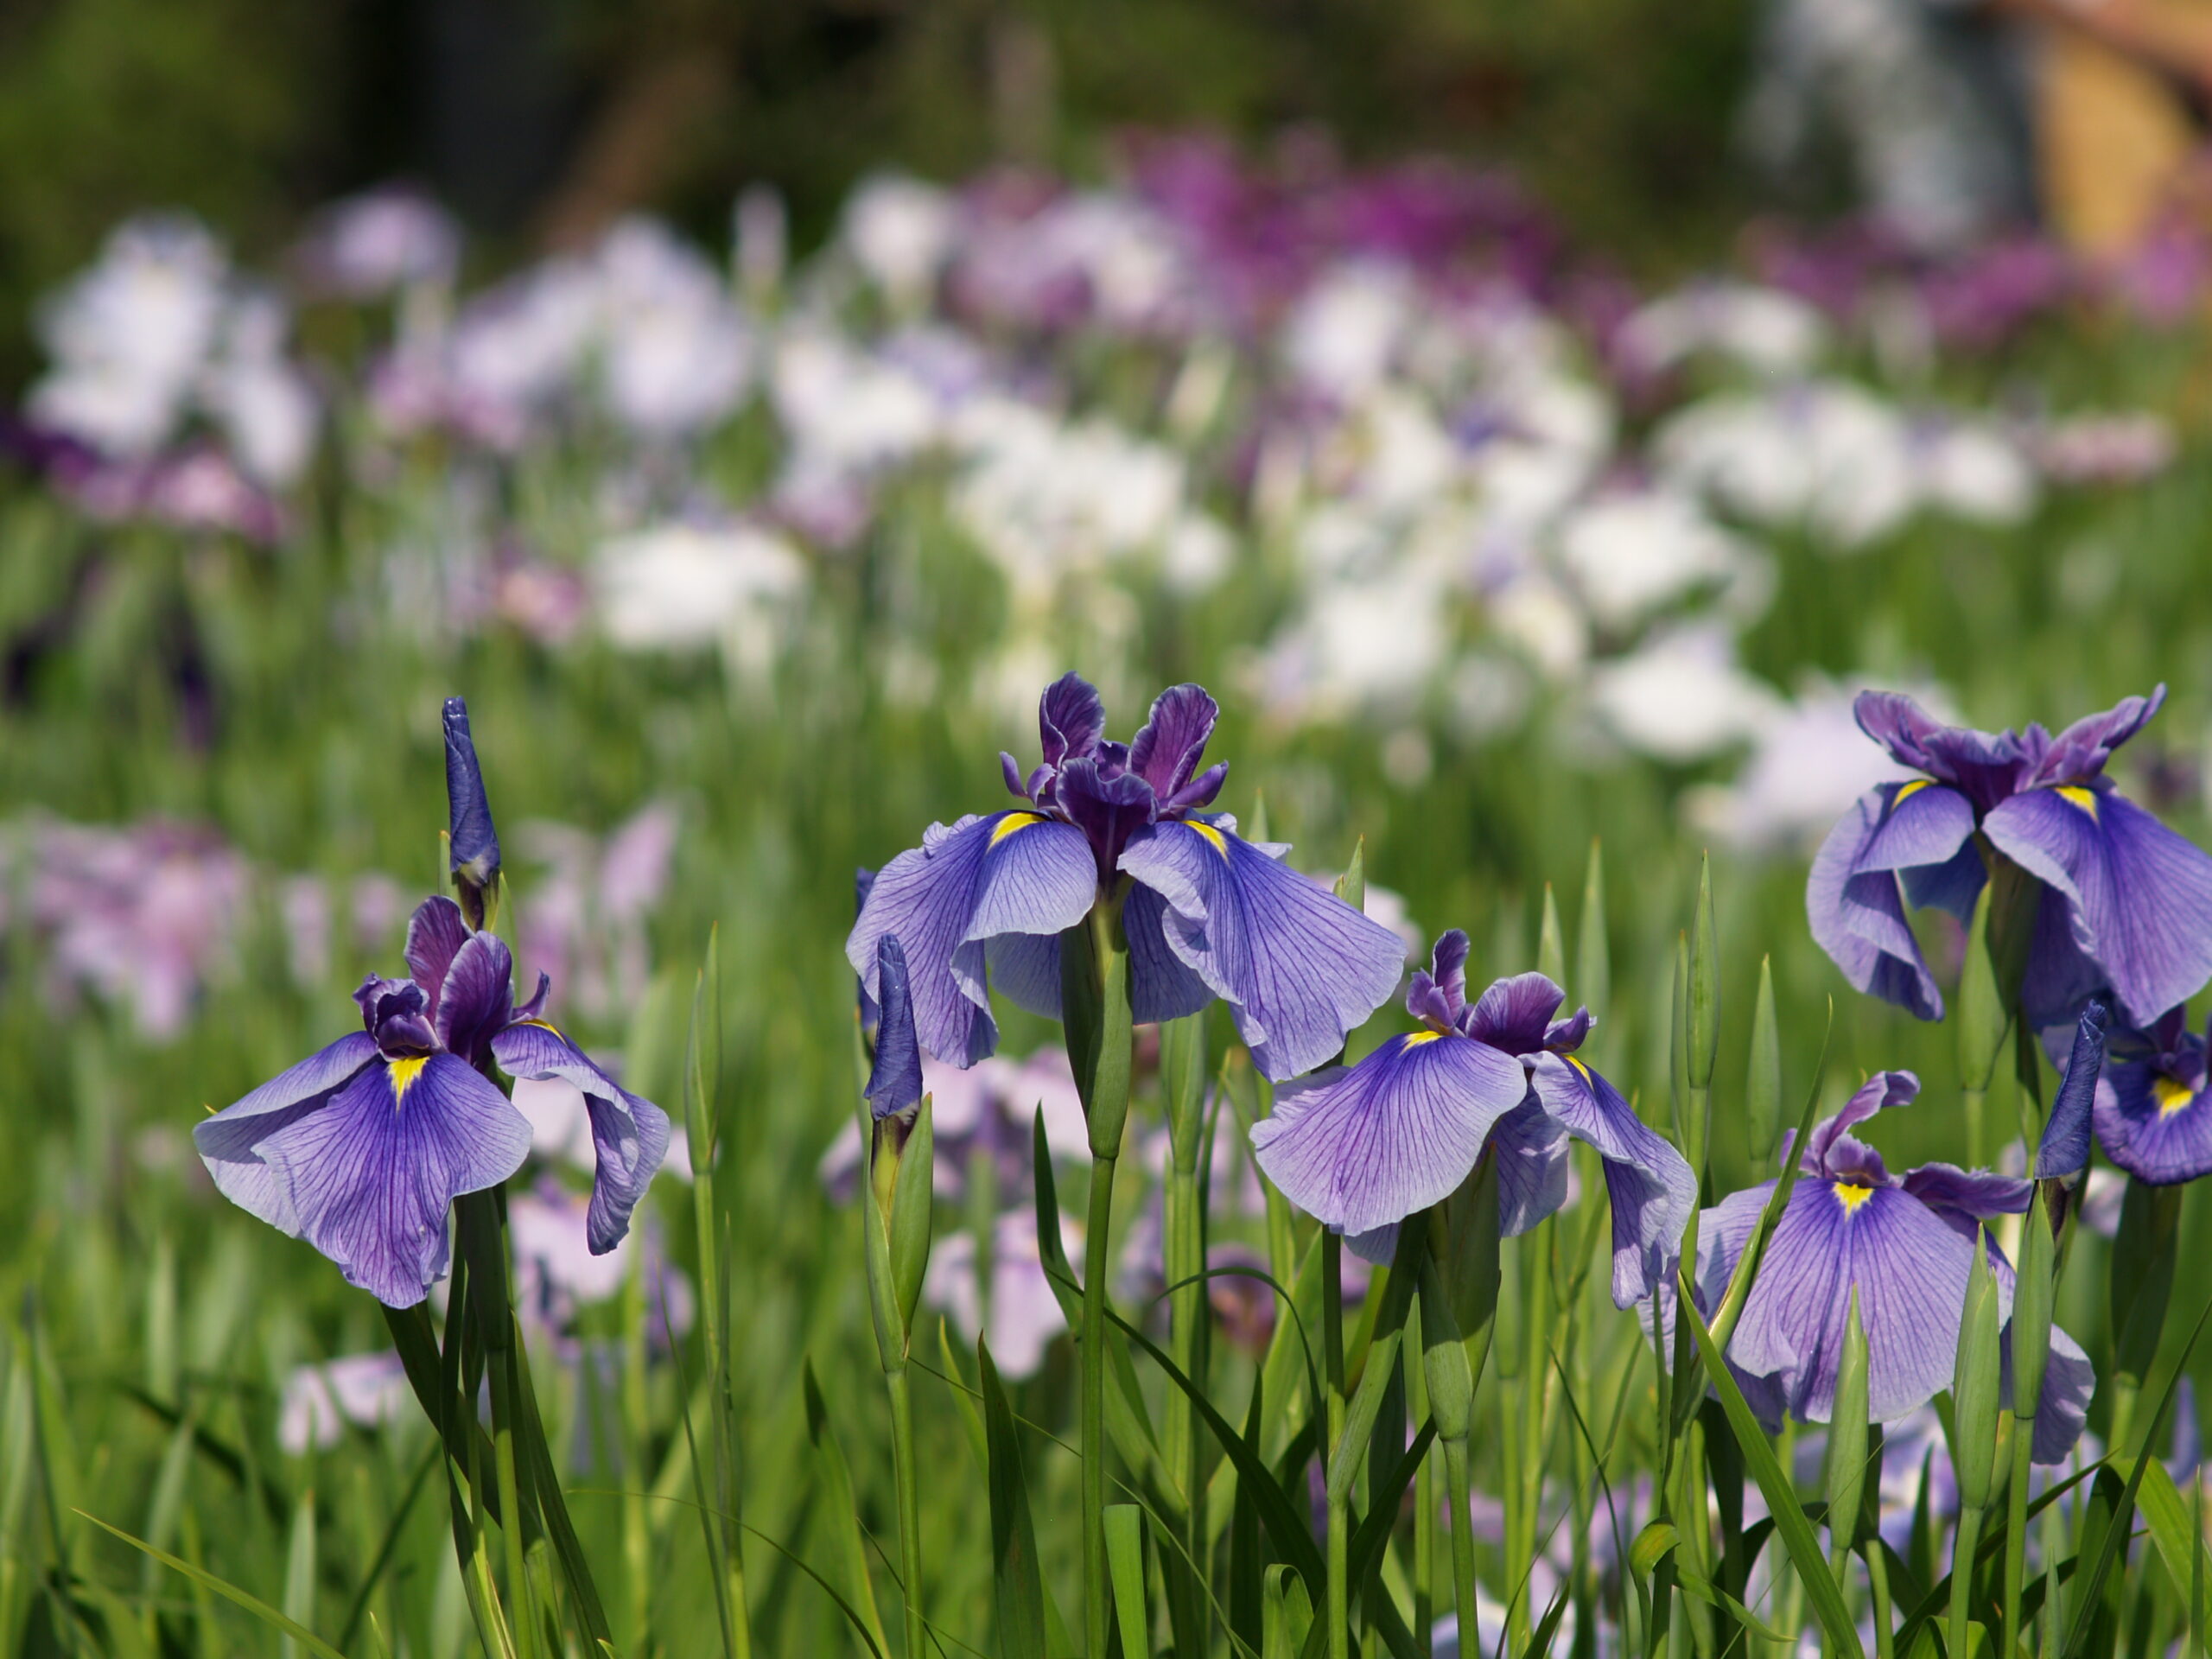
<box><xmin>1529</xmin><ymin>1053</ymin><xmax>1698</xmax><ymax>1306</ymax></box>
<box><xmin>404</xmin><ymin>896</ymin><xmax>470</xmax><ymax>1019</ymax></box>
<box><xmin>1121</xmin><ymin>820</ymin><xmax>1406</xmax><ymax>1082</ymax></box>
<box><xmin>2094</xmin><ymin>1056</ymin><xmax>2212</xmax><ymax>1184</ymax></box>
<box><xmin>194</xmin><ymin>1032</ymin><xmax>382</xmax><ymax>1234</ymax></box>
<box><xmin>493</xmin><ymin>1021</ymin><xmax>673</xmax><ymax>1254</ymax></box>
<box><xmin>435</xmin><ymin>931</ymin><xmax>515</xmax><ymax>1066</ymax></box>
<box><xmin>1808</xmin><ymin>790</ymin><xmax>1944</xmax><ymax>1020</ymax></box>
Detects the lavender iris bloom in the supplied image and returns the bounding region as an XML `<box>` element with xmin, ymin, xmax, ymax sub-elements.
<box><xmin>2081</xmin><ymin>1002</ymin><xmax>2212</xmax><ymax>1185</ymax></box>
<box><xmin>1250</xmin><ymin>931</ymin><xmax>1698</xmax><ymax>1306</ymax></box>
<box><xmin>194</xmin><ymin>895</ymin><xmax>671</xmax><ymax>1306</ymax></box>
<box><xmin>1701</xmin><ymin>1071</ymin><xmax>2092</xmax><ymax>1462</ymax></box>
<box><xmin>847</xmin><ymin>672</ymin><xmax>1405</xmax><ymax>1081</ymax></box>
<box><xmin>1809</xmin><ymin>687</ymin><xmax>2212</xmax><ymax>1027</ymax></box>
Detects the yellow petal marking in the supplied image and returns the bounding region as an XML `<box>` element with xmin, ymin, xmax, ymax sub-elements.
<box><xmin>1567</xmin><ymin>1056</ymin><xmax>1592</xmax><ymax>1084</ymax></box>
<box><xmin>1834</xmin><ymin>1181</ymin><xmax>1876</xmax><ymax>1216</ymax></box>
<box><xmin>992</xmin><ymin>811</ymin><xmax>1046</xmax><ymax>844</ymax></box>
<box><xmin>2155</xmin><ymin>1074</ymin><xmax>2196</xmax><ymax>1117</ymax></box>
<box><xmin>1188</xmin><ymin>822</ymin><xmax>1231</xmax><ymax>859</ymax></box>
<box><xmin>517</xmin><ymin>1016</ymin><xmax>563</xmax><ymax>1038</ymax></box>
<box><xmin>388</xmin><ymin>1054</ymin><xmax>429</xmax><ymax>1107</ymax></box>
<box><xmin>2054</xmin><ymin>785</ymin><xmax>2100</xmax><ymax>818</ymax></box>
<box><xmin>1402</xmin><ymin>1030</ymin><xmax>1446</xmax><ymax>1047</ymax></box>
<box><xmin>1893</xmin><ymin>779</ymin><xmax>1930</xmax><ymax>805</ymax></box>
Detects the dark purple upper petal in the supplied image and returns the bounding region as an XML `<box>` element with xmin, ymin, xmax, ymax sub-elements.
<box><xmin>354</xmin><ymin>975</ymin><xmax>437</xmax><ymax>1056</ymax></box>
<box><xmin>847</xmin><ymin>811</ymin><xmax>1099</xmax><ymax>1067</ymax></box>
<box><xmin>234</xmin><ymin>1049</ymin><xmax>531</xmax><ymax>1306</ymax></box>
<box><xmin>1803</xmin><ymin>1070</ymin><xmax>1918</xmax><ymax>1177</ymax></box>
<box><xmin>1038</xmin><ymin>672</ymin><xmax>1106</xmax><ymax>768</ymax></box>
<box><xmin>1405</xmin><ymin>930</ymin><xmax>1471</xmax><ymax>1028</ymax></box>
<box><xmin>1128</xmin><ymin>683</ymin><xmax>1220</xmax><ymax>804</ymax></box>
<box><xmin>1853</xmin><ymin>690</ymin><xmax>1954</xmax><ymax>778</ymax></box>
<box><xmin>404</xmin><ymin>896</ymin><xmax>470</xmax><ymax>1020</ymax></box>
<box><xmin>1985</xmin><ymin>785</ymin><xmax>2212</xmax><ymax>1028</ymax></box>
<box><xmin>1529</xmin><ymin>1053</ymin><xmax>1698</xmax><ymax>1307</ymax></box>
<box><xmin>436</xmin><ymin>931</ymin><xmax>515</xmax><ymax>1066</ymax></box>
<box><xmin>1808</xmin><ymin>791</ymin><xmax>1945</xmax><ymax>1021</ymax></box>
<box><xmin>1459</xmin><ymin>971</ymin><xmax>1567</xmax><ymax>1054</ymax></box>
<box><xmin>1543</xmin><ymin>1007</ymin><xmax>1594</xmax><ymax>1053</ymax></box>
<box><xmin>1900</xmin><ymin>1163</ymin><xmax>2031</xmax><ymax>1241</ymax></box>
<box><xmin>1250</xmin><ymin>1029</ymin><xmax>1531</xmax><ymax>1236</ymax></box>
<box><xmin>493</xmin><ymin>1019</ymin><xmax>672</xmax><ymax>1253</ymax></box>
<box><xmin>1056</xmin><ymin>758</ymin><xmax>1158</xmax><ymax>876</ymax></box>
<box><xmin>2031</xmin><ymin>687</ymin><xmax>2165</xmax><ymax>786</ymax></box>
<box><xmin>2031</xmin><ymin>1001</ymin><xmax>2108</xmax><ymax>1179</ymax></box>
<box><xmin>1120</xmin><ymin>820</ymin><xmax>1407</xmax><ymax>1082</ymax></box>
<box><xmin>862</xmin><ymin>935</ymin><xmax>925</xmax><ymax>1120</ymax></box>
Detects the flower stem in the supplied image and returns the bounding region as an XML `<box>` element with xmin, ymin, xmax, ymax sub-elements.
<box><xmin>1949</xmin><ymin>1503</ymin><xmax>1985</xmax><ymax>1659</ymax></box>
<box><xmin>1866</xmin><ymin>1535</ymin><xmax>1896</xmax><ymax>1659</ymax></box>
<box><xmin>1084</xmin><ymin>1154</ymin><xmax>1118</xmax><ymax>1659</ymax></box>
<box><xmin>887</xmin><ymin>1364</ymin><xmax>925</xmax><ymax>1659</ymax></box>
<box><xmin>1408</xmin><ymin>1294</ymin><xmax>1433</xmax><ymax>1656</ymax></box>
<box><xmin>1324</xmin><ymin>1230</ymin><xmax>1349</xmax><ymax>1659</ymax></box>
<box><xmin>2001</xmin><ymin>1414</ymin><xmax>2033</xmax><ymax>1659</ymax></box>
<box><xmin>1441</xmin><ymin>1435</ymin><xmax>1480</xmax><ymax>1659</ymax></box>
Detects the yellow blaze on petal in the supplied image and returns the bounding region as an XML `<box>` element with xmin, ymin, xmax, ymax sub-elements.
<box><xmin>1567</xmin><ymin>1056</ymin><xmax>1593</xmax><ymax>1084</ymax></box>
<box><xmin>2155</xmin><ymin>1074</ymin><xmax>2197</xmax><ymax>1117</ymax></box>
<box><xmin>1834</xmin><ymin>1181</ymin><xmax>1876</xmax><ymax>1216</ymax></box>
<box><xmin>1402</xmin><ymin>1029</ymin><xmax>1446</xmax><ymax>1047</ymax></box>
<box><xmin>1893</xmin><ymin>779</ymin><xmax>1930</xmax><ymax>805</ymax></box>
<box><xmin>517</xmin><ymin>1016</ymin><xmax>563</xmax><ymax>1038</ymax></box>
<box><xmin>992</xmin><ymin>811</ymin><xmax>1046</xmax><ymax>844</ymax></box>
<box><xmin>2054</xmin><ymin>785</ymin><xmax>2100</xmax><ymax>818</ymax></box>
<box><xmin>388</xmin><ymin>1055</ymin><xmax>429</xmax><ymax>1107</ymax></box>
<box><xmin>1188</xmin><ymin>822</ymin><xmax>1231</xmax><ymax>860</ymax></box>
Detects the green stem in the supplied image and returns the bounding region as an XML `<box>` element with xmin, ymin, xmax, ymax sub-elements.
<box><xmin>1949</xmin><ymin>1504</ymin><xmax>1985</xmax><ymax>1659</ymax></box>
<box><xmin>489</xmin><ymin>1355</ymin><xmax>535</xmax><ymax>1659</ymax></box>
<box><xmin>1408</xmin><ymin>1296</ymin><xmax>1433</xmax><ymax>1657</ymax></box>
<box><xmin>1165</xmin><ymin>1156</ymin><xmax>1205</xmax><ymax>1625</ymax></box>
<box><xmin>1866</xmin><ymin>1541</ymin><xmax>1895</xmax><ymax>1659</ymax></box>
<box><xmin>2002</xmin><ymin>1414</ymin><xmax>2033</xmax><ymax>1659</ymax></box>
<box><xmin>1325</xmin><ymin>1231</ymin><xmax>1349</xmax><ymax>1659</ymax></box>
<box><xmin>1962</xmin><ymin>1086</ymin><xmax>1986</xmax><ymax>1170</ymax></box>
<box><xmin>1084</xmin><ymin>1154</ymin><xmax>1119</xmax><ymax>1659</ymax></box>
<box><xmin>1441</xmin><ymin>1436</ymin><xmax>1481</xmax><ymax>1658</ymax></box>
<box><xmin>888</xmin><ymin>1365</ymin><xmax>925</xmax><ymax>1659</ymax></box>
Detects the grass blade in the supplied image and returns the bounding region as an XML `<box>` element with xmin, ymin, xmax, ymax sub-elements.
<box><xmin>75</xmin><ymin>1510</ymin><xmax>349</xmax><ymax>1659</ymax></box>
<box><xmin>982</xmin><ymin>1341</ymin><xmax>1049</xmax><ymax>1659</ymax></box>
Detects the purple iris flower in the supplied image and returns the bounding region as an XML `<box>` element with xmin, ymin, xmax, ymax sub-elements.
<box><xmin>1810</xmin><ymin>687</ymin><xmax>2212</xmax><ymax>1028</ymax></box>
<box><xmin>2075</xmin><ymin>1001</ymin><xmax>2212</xmax><ymax>1185</ymax></box>
<box><xmin>1249</xmin><ymin>931</ymin><xmax>1698</xmax><ymax>1306</ymax></box>
<box><xmin>846</xmin><ymin>673</ymin><xmax>1405</xmax><ymax>1082</ymax></box>
<box><xmin>1700</xmin><ymin>1071</ymin><xmax>2092</xmax><ymax>1462</ymax></box>
<box><xmin>194</xmin><ymin>895</ymin><xmax>671</xmax><ymax>1306</ymax></box>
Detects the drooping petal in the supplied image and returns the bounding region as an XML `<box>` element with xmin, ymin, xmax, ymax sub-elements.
<box><xmin>1694</xmin><ymin>1182</ymin><xmax>1776</xmax><ymax>1312</ymax></box>
<box><xmin>2032</xmin><ymin>1002</ymin><xmax>2108</xmax><ymax>1179</ymax></box>
<box><xmin>862</xmin><ymin>936</ymin><xmax>925</xmax><ymax>1119</ymax></box>
<box><xmin>1853</xmin><ymin>781</ymin><xmax>1974</xmax><ymax>879</ymax></box>
<box><xmin>2020</xmin><ymin>883</ymin><xmax>2112</xmax><ymax>1032</ymax></box>
<box><xmin>1038</xmin><ymin>672</ymin><xmax>1106</xmax><ymax>768</ymax></box>
<box><xmin>1124</xmin><ymin>883</ymin><xmax>1215</xmax><ymax>1025</ymax></box>
<box><xmin>1899</xmin><ymin>1164</ymin><xmax>2031</xmax><ymax>1241</ymax></box>
<box><xmin>1460</xmin><ymin>972</ymin><xmax>1567</xmax><ymax>1055</ymax></box>
<box><xmin>2019</xmin><ymin>1325</ymin><xmax>2095</xmax><ymax>1465</ymax></box>
<box><xmin>249</xmin><ymin>1051</ymin><xmax>531</xmax><ymax>1306</ymax></box>
<box><xmin>1985</xmin><ymin>785</ymin><xmax>2212</xmax><ymax>1028</ymax></box>
<box><xmin>435</xmin><ymin>931</ymin><xmax>515</xmax><ymax>1066</ymax></box>
<box><xmin>1490</xmin><ymin>1096</ymin><xmax>1568</xmax><ymax>1237</ymax></box>
<box><xmin>1808</xmin><ymin>793</ymin><xmax>1944</xmax><ymax>1021</ymax></box>
<box><xmin>849</xmin><ymin>811</ymin><xmax>1097</xmax><ymax>1066</ymax></box>
<box><xmin>493</xmin><ymin>1020</ymin><xmax>673</xmax><ymax>1253</ymax></box>
<box><xmin>984</xmin><ymin>931</ymin><xmax>1064</xmax><ymax>1020</ymax></box>
<box><xmin>404</xmin><ymin>896</ymin><xmax>470</xmax><ymax>1016</ymax></box>
<box><xmin>1529</xmin><ymin>1053</ymin><xmax>1699</xmax><ymax>1306</ymax></box>
<box><xmin>1901</xmin><ymin>838</ymin><xmax>1987</xmax><ymax>923</ymax></box>
<box><xmin>1804</xmin><ymin>1071</ymin><xmax>1919</xmax><ymax>1176</ymax></box>
<box><xmin>1122</xmin><ymin>820</ymin><xmax>1406</xmax><ymax>1081</ymax></box>
<box><xmin>194</xmin><ymin>1033</ymin><xmax>382</xmax><ymax>1232</ymax></box>
<box><xmin>1128</xmin><ymin>683</ymin><xmax>1219</xmax><ymax>801</ymax></box>
<box><xmin>2032</xmin><ymin>686</ymin><xmax>2164</xmax><ymax>787</ymax></box>
<box><xmin>1250</xmin><ymin>1032</ymin><xmax>1530</xmax><ymax>1236</ymax></box>
<box><xmin>1404</xmin><ymin>930</ymin><xmax>1471</xmax><ymax>1029</ymax></box>
<box><xmin>2094</xmin><ymin>1052</ymin><xmax>2212</xmax><ymax>1184</ymax></box>
<box><xmin>1729</xmin><ymin>1178</ymin><xmax>1975</xmax><ymax>1423</ymax></box>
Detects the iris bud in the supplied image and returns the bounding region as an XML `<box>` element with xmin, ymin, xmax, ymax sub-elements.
<box><xmin>2011</xmin><ymin>1185</ymin><xmax>2056</xmax><ymax>1423</ymax></box>
<box><xmin>1951</xmin><ymin>1233</ymin><xmax>2004</xmax><ymax>1513</ymax></box>
<box><xmin>1745</xmin><ymin>956</ymin><xmax>1782</xmax><ymax>1166</ymax></box>
<box><xmin>442</xmin><ymin>696</ymin><xmax>502</xmax><ymax>931</ymax></box>
<box><xmin>1822</xmin><ymin>1289</ymin><xmax>1869</xmax><ymax>1560</ymax></box>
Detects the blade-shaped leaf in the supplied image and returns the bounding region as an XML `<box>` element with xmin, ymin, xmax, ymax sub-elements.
<box><xmin>982</xmin><ymin>1341</ymin><xmax>1048</xmax><ymax>1659</ymax></box>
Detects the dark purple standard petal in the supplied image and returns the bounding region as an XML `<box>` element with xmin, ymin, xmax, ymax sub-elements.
<box><xmin>1853</xmin><ymin>690</ymin><xmax>1955</xmax><ymax>778</ymax></box>
<box><xmin>1056</xmin><ymin>759</ymin><xmax>1158</xmax><ymax>877</ymax></box>
<box><xmin>1128</xmin><ymin>683</ymin><xmax>1221</xmax><ymax>805</ymax></box>
<box><xmin>354</xmin><ymin>975</ymin><xmax>437</xmax><ymax>1056</ymax></box>
<box><xmin>1985</xmin><ymin>785</ymin><xmax>2212</xmax><ymax>1028</ymax></box>
<box><xmin>1460</xmin><ymin>972</ymin><xmax>1567</xmax><ymax>1054</ymax></box>
<box><xmin>405</xmin><ymin>896</ymin><xmax>470</xmax><ymax>1020</ymax></box>
<box><xmin>247</xmin><ymin>1050</ymin><xmax>532</xmax><ymax>1306</ymax></box>
<box><xmin>492</xmin><ymin>1020</ymin><xmax>673</xmax><ymax>1254</ymax></box>
<box><xmin>2031</xmin><ymin>686</ymin><xmax>2164</xmax><ymax>787</ymax></box>
<box><xmin>436</xmin><ymin>931</ymin><xmax>515</xmax><ymax>1067</ymax></box>
<box><xmin>1803</xmin><ymin>1071</ymin><xmax>1919</xmax><ymax>1175</ymax></box>
<box><xmin>862</xmin><ymin>936</ymin><xmax>925</xmax><ymax>1120</ymax></box>
<box><xmin>194</xmin><ymin>1033</ymin><xmax>382</xmax><ymax>1231</ymax></box>
<box><xmin>1529</xmin><ymin>1054</ymin><xmax>1699</xmax><ymax>1306</ymax></box>
<box><xmin>1039</xmin><ymin>672</ymin><xmax>1106</xmax><ymax>768</ymax></box>
<box><xmin>848</xmin><ymin>811</ymin><xmax>1098</xmax><ymax>1066</ymax></box>
<box><xmin>2032</xmin><ymin>1002</ymin><xmax>2108</xmax><ymax>1179</ymax></box>
<box><xmin>442</xmin><ymin>696</ymin><xmax>502</xmax><ymax>893</ymax></box>
<box><xmin>1250</xmin><ymin>1031</ymin><xmax>1531</xmax><ymax>1236</ymax></box>
<box><xmin>1121</xmin><ymin>819</ymin><xmax>1407</xmax><ymax>1082</ymax></box>
<box><xmin>1899</xmin><ymin>1164</ymin><xmax>2031</xmax><ymax>1241</ymax></box>
<box><xmin>1808</xmin><ymin>792</ymin><xmax>1944</xmax><ymax>1021</ymax></box>
<box><xmin>1729</xmin><ymin>1176</ymin><xmax>1976</xmax><ymax>1423</ymax></box>
<box><xmin>1406</xmin><ymin>930</ymin><xmax>1471</xmax><ymax>1029</ymax></box>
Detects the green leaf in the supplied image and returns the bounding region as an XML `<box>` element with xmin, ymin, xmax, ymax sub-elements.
<box><xmin>2113</xmin><ymin>1453</ymin><xmax>2210</xmax><ymax>1619</ymax></box>
<box><xmin>1332</xmin><ymin>837</ymin><xmax>1365</xmax><ymax>915</ymax></box>
<box><xmin>1676</xmin><ymin>1281</ymin><xmax>1863</xmax><ymax>1657</ymax></box>
<box><xmin>982</xmin><ymin>1342</ymin><xmax>1049</xmax><ymax>1659</ymax></box>
<box><xmin>802</xmin><ymin>1359</ymin><xmax>891</xmax><ymax>1659</ymax></box>
<box><xmin>75</xmin><ymin>1510</ymin><xmax>350</xmax><ymax>1659</ymax></box>
<box><xmin>1687</xmin><ymin>852</ymin><xmax>1719</xmax><ymax>1091</ymax></box>
<box><xmin>1536</xmin><ymin>883</ymin><xmax>1567</xmax><ymax>990</ymax></box>
<box><xmin>1745</xmin><ymin>956</ymin><xmax>1780</xmax><ymax>1166</ymax></box>
<box><xmin>1576</xmin><ymin>841</ymin><xmax>1611</xmax><ymax>1072</ymax></box>
<box><xmin>1263</xmin><ymin>1565</ymin><xmax>1314</xmax><ymax>1659</ymax></box>
<box><xmin>1106</xmin><ymin>1504</ymin><xmax>1148</xmax><ymax>1659</ymax></box>
<box><xmin>282</xmin><ymin>1486</ymin><xmax>317</xmax><ymax>1659</ymax></box>
<box><xmin>1957</xmin><ymin>882</ymin><xmax>2008</xmax><ymax>1094</ymax></box>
